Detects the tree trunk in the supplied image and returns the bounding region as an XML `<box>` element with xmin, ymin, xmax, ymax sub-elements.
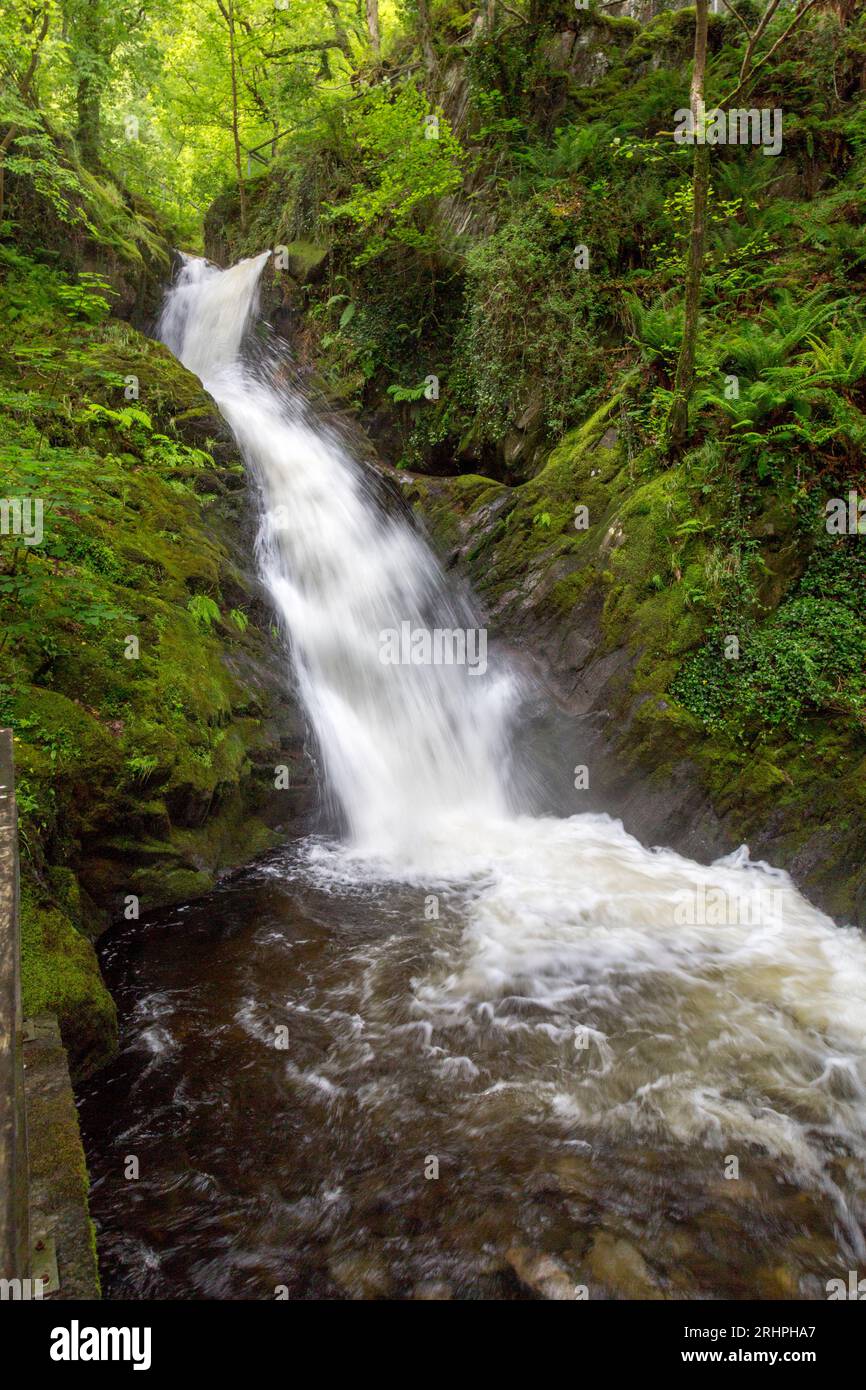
<box><xmin>366</xmin><ymin>0</ymin><xmax>380</xmax><ymax>59</ymax></box>
<box><xmin>69</xmin><ymin>0</ymin><xmax>106</xmax><ymax>170</ymax></box>
<box><xmin>75</xmin><ymin>72</ymin><xmax>102</xmax><ymax>169</ymax></box>
<box><xmin>0</xmin><ymin>2</ymin><xmax>52</xmax><ymax>220</ymax></box>
<box><xmin>218</xmin><ymin>0</ymin><xmax>247</xmax><ymax>231</ymax></box>
<box><xmin>668</xmin><ymin>0</ymin><xmax>709</xmax><ymax>451</ymax></box>
<box><xmin>416</xmin><ymin>0</ymin><xmax>436</xmax><ymax>78</ymax></box>
<box><xmin>325</xmin><ymin>0</ymin><xmax>355</xmax><ymax>65</ymax></box>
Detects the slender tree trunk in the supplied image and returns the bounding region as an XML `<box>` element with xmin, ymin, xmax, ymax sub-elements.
<box><xmin>325</xmin><ymin>0</ymin><xmax>355</xmax><ymax>65</ymax></box>
<box><xmin>218</xmin><ymin>0</ymin><xmax>247</xmax><ymax>231</ymax></box>
<box><xmin>668</xmin><ymin>0</ymin><xmax>709</xmax><ymax>451</ymax></box>
<box><xmin>75</xmin><ymin>72</ymin><xmax>102</xmax><ymax>168</ymax></box>
<box><xmin>70</xmin><ymin>0</ymin><xmax>106</xmax><ymax>170</ymax></box>
<box><xmin>666</xmin><ymin>0</ymin><xmax>818</xmax><ymax>449</ymax></box>
<box><xmin>486</xmin><ymin>0</ymin><xmax>497</xmax><ymax>32</ymax></box>
<box><xmin>416</xmin><ymin>0</ymin><xmax>436</xmax><ymax>78</ymax></box>
<box><xmin>366</xmin><ymin>0</ymin><xmax>380</xmax><ymax>59</ymax></box>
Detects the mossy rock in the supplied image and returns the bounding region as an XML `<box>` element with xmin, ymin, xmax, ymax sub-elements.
<box><xmin>20</xmin><ymin>882</ymin><xmax>117</xmax><ymax>1080</ymax></box>
<box><xmin>278</xmin><ymin>240</ymin><xmax>330</xmax><ymax>283</ymax></box>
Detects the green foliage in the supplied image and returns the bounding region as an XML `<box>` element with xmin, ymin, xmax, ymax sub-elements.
<box><xmin>187</xmin><ymin>594</ymin><xmax>221</xmax><ymax>631</ymax></box>
<box><xmin>512</xmin><ymin>123</ymin><xmax>616</xmax><ymax>189</ymax></box>
<box><xmin>125</xmin><ymin>752</ymin><xmax>159</xmax><ymax>782</ymax></box>
<box><xmin>674</xmin><ymin>597</ymin><xmax>866</xmax><ymax>739</ymax></box>
<box><xmin>386</xmin><ymin>380</ymin><xmax>431</xmax><ymax>403</ymax></box>
<box><xmin>673</xmin><ymin>542</ymin><xmax>866</xmax><ymax>740</ymax></box>
<box><xmin>456</xmin><ymin>201</ymin><xmax>605</xmax><ymax>445</ymax></box>
<box><xmin>56</xmin><ymin>275</ymin><xmax>116</xmax><ymax>323</ymax></box>
<box><xmin>81</xmin><ymin>402</ymin><xmax>154</xmax><ymax>433</ymax></box>
<box><xmin>324</xmin><ymin>85</ymin><xmax>465</xmax><ymax>266</ymax></box>
<box><xmin>626</xmin><ymin>293</ymin><xmax>683</xmax><ymax>367</ymax></box>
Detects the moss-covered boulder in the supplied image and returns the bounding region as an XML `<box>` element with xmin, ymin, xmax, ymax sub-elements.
<box><xmin>20</xmin><ymin>883</ymin><xmax>117</xmax><ymax>1080</ymax></box>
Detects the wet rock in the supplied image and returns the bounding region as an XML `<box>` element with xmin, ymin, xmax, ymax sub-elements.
<box><xmin>278</xmin><ymin>240</ymin><xmax>330</xmax><ymax>285</ymax></box>
<box><xmin>329</xmin><ymin>1251</ymin><xmax>393</xmax><ymax>1300</ymax></box>
<box><xmin>559</xmin><ymin>632</ymin><xmax>594</xmax><ymax>673</ymax></box>
<box><xmin>412</xmin><ymin>1280</ymin><xmax>453</xmax><ymax>1300</ymax></box>
<box><xmin>526</xmin><ymin>1170</ymin><xmax>565</xmax><ymax>1198</ymax></box>
<box><xmin>506</xmin><ymin>1245</ymin><xmax>581</xmax><ymax>1300</ymax></box>
<box><xmin>754</xmin><ymin>1264</ymin><xmax>800</xmax><ymax>1299</ymax></box>
<box><xmin>586</xmin><ymin>1232</ymin><xmax>662</xmax><ymax>1299</ymax></box>
<box><xmin>552</xmin><ymin>1152</ymin><xmax>599</xmax><ymax>1196</ymax></box>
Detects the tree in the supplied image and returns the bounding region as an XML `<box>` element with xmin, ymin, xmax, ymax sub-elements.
<box><xmin>0</xmin><ymin>0</ymin><xmax>52</xmax><ymax>224</ymax></box>
<box><xmin>366</xmin><ymin>0</ymin><xmax>381</xmax><ymax>60</ymax></box>
<box><xmin>667</xmin><ymin>0</ymin><xmax>822</xmax><ymax>450</ymax></box>
<box><xmin>667</xmin><ymin>0</ymin><xmax>709</xmax><ymax>451</ymax></box>
<box><xmin>215</xmin><ymin>0</ymin><xmax>247</xmax><ymax>230</ymax></box>
<box><xmin>63</xmin><ymin>0</ymin><xmax>168</xmax><ymax>171</ymax></box>
<box><xmin>70</xmin><ymin>0</ymin><xmax>102</xmax><ymax>167</ymax></box>
<box><xmin>415</xmin><ymin>0</ymin><xmax>436</xmax><ymax>78</ymax></box>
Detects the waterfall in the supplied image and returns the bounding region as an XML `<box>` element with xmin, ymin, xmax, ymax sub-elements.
<box><xmin>158</xmin><ymin>252</ymin><xmax>866</xmax><ymax>1254</ymax></box>
<box><xmin>159</xmin><ymin>251</ymin><xmax>519</xmax><ymax>853</ymax></box>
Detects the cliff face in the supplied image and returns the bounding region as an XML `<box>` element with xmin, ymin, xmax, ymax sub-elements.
<box><xmin>201</xmin><ymin>3</ymin><xmax>866</xmax><ymax>929</ymax></box>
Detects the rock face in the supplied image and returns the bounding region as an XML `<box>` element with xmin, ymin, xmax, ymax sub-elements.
<box><xmin>506</xmin><ymin>1245</ymin><xmax>582</xmax><ymax>1300</ymax></box>
<box><xmin>396</xmin><ymin>409</ymin><xmax>866</xmax><ymax>929</ymax></box>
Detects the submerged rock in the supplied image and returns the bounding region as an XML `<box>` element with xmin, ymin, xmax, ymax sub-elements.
<box><xmin>506</xmin><ymin>1245</ymin><xmax>581</xmax><ymax>1300</ymax></box>
<box><xmin>586</xmin><ymin>1232</ymin><xmax>662</xmax><ymax>1300</ymax></box>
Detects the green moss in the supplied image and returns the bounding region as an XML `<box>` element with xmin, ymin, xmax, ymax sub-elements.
<box><xmin>1</xmin><ymin>252</ymin><xmax>302</xmax><ymax>1072</ymax></box>
<box><xmin>547</xmin><ymin>567</ymin><xmax>597</xmax><ymax>617</ymax></box>
<box><xmin>279</xmin><ymin>240</ymin><xmax>330</xmax><ymax>281</ymax></box>
<box><xmin>20</xmin><ymin>881</ymin><xmax>118</xmax><ymax>1079</ymax></box>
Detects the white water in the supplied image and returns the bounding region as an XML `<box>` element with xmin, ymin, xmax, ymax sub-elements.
<box><xmin>159</xmin><ymin>252</ymin><xmax>866</xmax><ymax>1256</ymax></box>
<box><xmin>159</xmin><ymin>251</ymin><xmax>517</xmax><ymax>852</ymax></box>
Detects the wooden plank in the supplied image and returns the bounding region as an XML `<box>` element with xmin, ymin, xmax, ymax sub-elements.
<box><xmin>0</xmin><ymin>725</ymin><xmax>29</xmax><ymax>1281</ymax></box>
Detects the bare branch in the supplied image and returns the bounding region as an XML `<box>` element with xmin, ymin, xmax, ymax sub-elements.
<box><xmin>719</xmin><ymin>0</ymin><xmax>753</xmax><ymax>45</ymax></box>
<box><xmin>722</xmin><ymin>0</ymin><xmax>821</xmax><ymax>107</ymax></box>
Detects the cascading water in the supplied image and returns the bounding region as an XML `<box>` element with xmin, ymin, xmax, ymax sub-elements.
<box><xmin>80</xmin><ymin>250</ymin><xmax>866</xmax><ymax>1298</ymax></box>
<box><xmin>158</xmin><ymin>251</ymin><xmax>519</xmax><ymax>853</ymax></box>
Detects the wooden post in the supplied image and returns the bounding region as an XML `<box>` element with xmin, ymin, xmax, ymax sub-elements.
<box><xmin>0</xmin><ymin>726</ymin><xmax>29</xmax><ymax>1283</ymax></box>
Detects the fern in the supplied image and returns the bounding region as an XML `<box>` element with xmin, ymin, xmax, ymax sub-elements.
<box><xmin>187</xmin><ymin>595</ymin><xmax>221</xmax><ymax>631</ymax></box>
<box><xmin>624</xmin><ymin>293</ymin><xmax>683</xmax><ymax>364</ymax></box>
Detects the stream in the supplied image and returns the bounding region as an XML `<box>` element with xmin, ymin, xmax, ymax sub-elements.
<box><xmin>78</xmin><ymin>253</ymin><xmax>866</xmax><ymax>1300</ymax></box>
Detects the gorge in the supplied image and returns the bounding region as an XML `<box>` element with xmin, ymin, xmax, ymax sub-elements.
<box><xmin>2</xmin><ymin>0</ymin><xmax>865</xmax><ymax>1310</ymax></box>
<box><xmin>75</xmin><ymin>249</ymin><xmax>866</xmax><ymax>1300</ymax></box>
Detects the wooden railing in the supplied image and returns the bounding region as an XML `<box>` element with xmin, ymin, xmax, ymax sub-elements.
<box><xmin>0</xmin><ymin>726</ymin><xmax>28</xmax><ymax>1283</ymax></box>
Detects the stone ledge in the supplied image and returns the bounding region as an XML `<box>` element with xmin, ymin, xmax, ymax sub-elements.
<box><xmin>23</xmin><ymin>1013</ymin><xmax>100</xmax><ymax>1300</ymax></box>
